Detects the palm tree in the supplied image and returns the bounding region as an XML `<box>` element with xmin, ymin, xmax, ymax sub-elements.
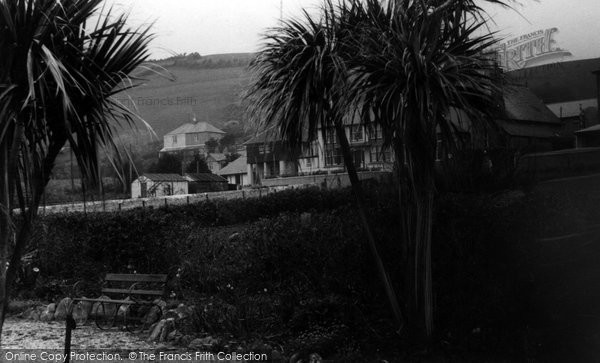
<box><xmin>248</xmin><ymin>0</ymin><xmax>511</xmax><ymax>340</ymax></box>
<box><xmin>341</xmin><ymin>0</ymin><xmax>506</xmax><ymax>338</ymax></box>
<box><xmin>0</xmin><ymin>0</ymin><xmax>154</xmax><ymax>340</ymax></box>
<box><xmin>246</xmin><ymin>3</ymin><xmax>405</xmax><ymax>332</ymax></box>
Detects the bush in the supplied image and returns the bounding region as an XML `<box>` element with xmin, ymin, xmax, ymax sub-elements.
<box><xmin>23</xmin><ymin>184</ymin><xmax>554</xmax><ymax>359</ymax></box>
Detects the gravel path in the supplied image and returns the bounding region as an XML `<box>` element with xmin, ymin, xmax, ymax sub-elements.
<box><xmin>2</xmin><ymin>317</ymin><xmax>158</xmax><ymax>350</ymax></box>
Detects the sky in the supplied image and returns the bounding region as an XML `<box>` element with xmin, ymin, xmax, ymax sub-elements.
<box><xmin>107</xmin><ymin>0</ymin><xmax>321</xmax><ymax>59</ymax></box>
<box><xmin>106</xmin><ymin>0</ymin><xmax>600</xmax><ymax>61</ymax></box>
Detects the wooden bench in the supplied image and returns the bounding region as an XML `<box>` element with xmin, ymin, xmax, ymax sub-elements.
<box><xmin>64</xmin><ymin>274</ymin><xmax>168</xmax><ymax>356</ymax></box>
<box><xmin>70</xmin><ymin>273</ymin><xmax>167</xmax><ymax>329</ymax></box>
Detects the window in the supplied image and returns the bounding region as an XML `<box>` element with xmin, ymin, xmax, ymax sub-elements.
<box><xmin>350</xmin><ymin>125</ymin><xmax>363</xmax><ymax>143</ymax></box>
<box><xmin>302</xmin><ymin>142</ymin><xmax>318</xmax><ymax>157</ymax></box>
<box><xmin>369</xmin><ymin>125</ymin><xmax>383</xmax><ymax>140</ymax></box>
<box><xmin>325</xmin><ymin>128</ymin><xmax>337</xmax><ymax>145</ymax></box>
<box><xmin>306</xmin><ymin>158</ymin><xmax>312</xmax><ymax>168</ymax></box>
<box><xmin>325</xmin><ymin>146</ymin><xmax>342</xmax><ymax>166</ymax></box>
<box><xmin>370</xmin><ymin>145</ymin><xmax>392</xmax><ymax>162</ymax></box>
<box><xmin>172</xmin><ymin>135</ymin><xmax>177</xmax><ymax>144</ymax></box>
<box><xmin>352</xmin><ymin>149</ymin><xmax>364</xmax><ymax>167</ymax></box>
<box><xmin>258</xmin><ymin>144</ymin><xmax>265</xmax><ymax>154</ymax></box>
<box><xmin>194</xmin><ymin>134</ymin><xmax>199</xmax><ymax>142</ymax></box>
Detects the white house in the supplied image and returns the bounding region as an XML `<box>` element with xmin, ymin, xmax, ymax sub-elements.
<box><xmin>160</xmin><ymin>121</ymin><xmax>225</xmax><ymax>156</ymax></box>
<box><xmin>131</xmin><ymin>174</ymin><xmax>189</xmax><ymax>198</ymax></box>
<box><xmin>217</xmin><ymin>156</ymin><xmax>249</xmax><ymax>186</ymax></box>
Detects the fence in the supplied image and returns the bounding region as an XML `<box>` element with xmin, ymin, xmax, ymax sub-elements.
<box><xmin>35</xmin><ymin>185</ymin><xmax>310</xmax><ymax>215</ymax></box>
<box><xmin>260</xmin><ymin>170</ymin><xmax>393</xmax><ymax>189</ymax></box>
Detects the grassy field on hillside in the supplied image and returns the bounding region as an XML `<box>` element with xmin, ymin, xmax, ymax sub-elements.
<box><xmin>117</xmin><ymin>65</ymin><xmax>251</xmax><ymax>146</ymax></box>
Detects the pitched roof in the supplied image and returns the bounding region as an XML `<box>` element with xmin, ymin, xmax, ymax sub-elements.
<box><xmin>166</xmin><ymin>122</ymin><xmax>225</xmax><ymax>136</ymax></box>
<box><xmin>244</xmin><ymin>127</ymin><xmax>280</xmax><ymax>145</ymax></box>
<box><xmin>497</xmin><ymin>120</ymin><xmax>560</xmax><ymax>138</ymax></box>
<box><xmin>502</xmin><ymin>86</ymin><xmax>561</xmax><ymax>124</ymax></box>
<box><xmin>244</xmin><ymin>125</ymin><xmax>314</xmax><ymax>145</ymax></box>
<box><xmin>217</xmin><ymin>156</ymin><xmax>247</xmax><ymax>176</ymax></box>
<box><xmin>575</xmin><ymin>124</ymin><xmax>600</xmax><ymax>134</ymax></box>
<box><xmin>185</xmin><ymin>173</ymin><xmax>227</xmax><ymax>183</ymax></box>
<box><xmin>507</xmin><ymin>57</ymin><xmax>600</xmax><ymax>104</ymax></box>
<box><xmin>207</xmin><ymin>153</ymin><xmax>227</xmax><ymax>162</ymax></box>
<box><xmin>140</xmin><ymin>173</ymin><xmax>188</xmax><ymax>182</ymax></box>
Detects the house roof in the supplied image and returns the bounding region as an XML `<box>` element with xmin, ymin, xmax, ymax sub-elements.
<box><xmin>244</xmin><ymin>127</ymin><xmax>281</xmax><ymax>145</ymax></box>
<box><xmin>244</xmin><ymin>125</ymin><xmax>312</xmax><ymax>145</ymax></box>
<box><xmin>160</xmin><ymin>145</ymin><xmax>206</xmax><ymax>153</ymax></box>
<box><xmin>217</xmin><ymin>156</ymin><xmax>247</xmax><ymax>176</ymax></box>
<box><xmin>140</xmin><ymin>173</ymin><xmax>188</xmax><ymax>182</ymax></box>
<box><xmin>207</xmin><ymin>153</ymin><xmax>227</xmax><ymax>162</ymax></box>
<box><xmin>166</xmin><ymin>122</ymin><xmax>225</xmax><ymax>136</ymax></box>
<box><xmin>497</xmin><ymin>120</ymin><xmax>560</xmax><ymax>138</ymax></box>
<box><xmin>185</xmin><ymin>173</ymin><xmax>227</xmax><ymax>183</ymax></box>
<box><xmin>575</xmin><ymin>124</ymin><xmax>600</xmax><ymax>135</ymax></box>
<box><xmin>507</xmin><ymin>57</ymin><xmax>600</xmax><ymax>104</ymax></box>
<box><xmin>502</xmin><ymin>86</ymin><xmax>561</xmax><ymax>124</ymax></box>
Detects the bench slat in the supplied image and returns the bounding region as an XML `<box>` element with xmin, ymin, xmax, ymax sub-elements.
<box><xmin>73</xmin><ymin>298</ymin><xmax>154</xmax><ymax>305</ymax></box>
<box><xmin>104</xmin><ymin>274</ymin><xmax>167</xmax><ymax>282</ymax></box>
<box><xmin>101</xmin><ymin>288</ymin><xmax>164</xmax><ymax>296</ymax></box>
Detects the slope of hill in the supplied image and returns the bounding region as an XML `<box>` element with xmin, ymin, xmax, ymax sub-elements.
<box><xmin>112</xmin><ymin>54</ymin><xmax>255</xmax><ymax>152</ymax></box>
<box><xmin>51</xmin><ymin>53</ymin><xmax>256</xmax><ymax>182</ymax></box>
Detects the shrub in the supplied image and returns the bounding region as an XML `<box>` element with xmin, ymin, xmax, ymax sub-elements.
<box><xmin>22</xmin><ymin>184</ymin><xmax>557</xmax><ymax>358</ymax></box>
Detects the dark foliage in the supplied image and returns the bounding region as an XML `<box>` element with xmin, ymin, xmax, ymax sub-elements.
<box><xmin>148</xmin><ymin>153</ymin><xmax>183</xmax><ymax>174</ymax></box>
<box><xmin>205</xmin><ymin>138</ymin><xmax>219</xmax><ymax>154</ymax></box>
<box><xmin>18</xmin><ymin>185</ymin><xmax>562</xmax><ymax>359</ymax></box>
<box><xmin>185</xmin><ymin>155</ymin><xmax>211</xmax><ymax>174</ymax></box>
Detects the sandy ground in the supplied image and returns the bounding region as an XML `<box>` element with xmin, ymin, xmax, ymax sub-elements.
<box><xmin>1</xmin><ymin>318</ymin><xmax>271</xmax><ymax>362</ymax></box>
<box><xmin>2</xmin><ymin>317</ymin><xmax>157</xmax><ymax>350</ymax></box>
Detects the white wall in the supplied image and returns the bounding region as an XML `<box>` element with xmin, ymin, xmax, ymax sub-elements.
<box><xmin>131</xmin><ymin>178</ymin><xmax>188</xmax><ymax>198</ymax></box>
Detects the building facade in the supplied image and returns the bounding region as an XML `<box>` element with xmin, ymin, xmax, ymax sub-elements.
<box><xmin>160</xmin><ymin>121</ymin><xmax>225</xmax><ymax>157</ymax></box>
<box><xmin>131</xmin><ymin>174</ymin><xmax>189</xmax><ymax>198</ymax></box>
<box><xmin>206</xmin><ymin>153</ymin><xmax>228</xmax><ymax>173</ymax></box>
<box><xmin>217</xmin><ymin>156</ymin><xmax>250</xmax><ymax>187</ymax></box>
<box><xmin>244</xmin><ymin>123</ymin><xmax>394</xmax><ymax>186</ymax></box>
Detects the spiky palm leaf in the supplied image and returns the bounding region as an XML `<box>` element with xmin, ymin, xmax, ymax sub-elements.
<box><xmin>247</xmin><ymin>0</ymin><xmax>511</xmax><ymax>339</ymax></box>
<box><xmin>247</xmin><ymin>0</ymin><xmax>407</xmax><ymax>333</ymax></box>
<box><xmin>338</xmin><ymin>0</ymin><xmax>506</xmax><ymax>337</ymax></box>
<box><xmin>0</xmin><ymin>0</ymin><xmax>155</xmax><ymax>340</ymax></box>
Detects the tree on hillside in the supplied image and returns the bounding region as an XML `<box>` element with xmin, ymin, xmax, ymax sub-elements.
<box><xmin>148</xmin><ymin>153</ymin><xmax>183</xmax><ymax>174</ymax></box>
<box><xmin>219</xmin><ymin>133</ymin><xmax>237</xmax><ymax>153</ymax></box>
<box><xmin>0</xmin><ymin>0</ymin><xmax>154</xmax><ymax>339</ymax></box>
<box><xmin>185</xmin><ymin>154</ymin><xmax>211</xmax><ymax>174</ymax></box>
<box><xmin>206</xmin><ymin>138</ymin><xmax>219</xmax><ymax>153</ymax></box>
<box><xmin>247</xmin><ymin>0</ymin><xmax>508</xmax><ymax>340</ymax></box>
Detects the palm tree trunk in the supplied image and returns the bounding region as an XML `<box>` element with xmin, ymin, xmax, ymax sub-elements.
<box><xmin>0</xmin><ymin>137</ymin><xmax>66</xmax><ymax>343</ymax></box>
<box><xmin>334</xmin><ymin>122</ymin><xmax>405</xmax><ymax>332</ymax></box>
<box><xmin>0</xmin><ymin>143</ymin><xmax>11</xmax><ymax>346</ymax></box>
<box><xmin>401</xmin><ymin>155</ymin><xmax>435</xmax><ymax>340</ymax></box>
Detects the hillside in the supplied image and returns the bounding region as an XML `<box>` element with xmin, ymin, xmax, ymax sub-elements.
<box><xmin>117</xmin><ymin>60</ymin><xmax>253</xmax><ymax>148</ymax></box>
<box><xmin>51</xmin><ymin>53</ymin><xmax>256</xmax><ymax>182</ymax></box>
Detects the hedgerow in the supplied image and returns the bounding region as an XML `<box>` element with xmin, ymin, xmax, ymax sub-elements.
<box><xmin>21</xmin><ymin>184</ymin><xmax>550</xmax><ymax>358</ymax></box>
